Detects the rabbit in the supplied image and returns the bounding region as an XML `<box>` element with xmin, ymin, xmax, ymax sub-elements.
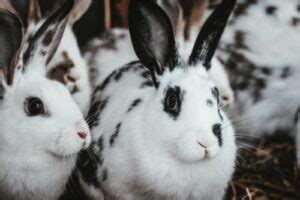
<box><xmin>200</xmin><ymin>0</ymin><xmax>300</xmax><ymax>137</ymax></box>
<box><xmin>83</xmin><ymin>0</ymin><xmax>234</xmax><ymax>108</ymax></box>
<box><xmin>79</xmin><ymin>0</ymin><xmax>237</xmax><ymax>199</ymax></box>
<box><xmin>4</xmin><ymin>0</ymin><xmax>93</xmax><ymax>114</ymax></box>
<box><xmin>0</xmin><ymin>0</ymin><xmax>91</xmax><ymax>199</ymax></box>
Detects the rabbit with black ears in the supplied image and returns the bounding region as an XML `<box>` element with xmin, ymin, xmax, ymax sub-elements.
<box><xmin>84</xmin><ymin>0</ymin><xmax>234</xmax><ymax>108</ymax></box>
<box><xmin>80</xmin><ymin>0</ymin><xmax>237</xmax><ymax>199</ymax></box>
<box><xmin>0</xmin><ymin>0</ymin><xmax>91</xmax><ymax>199</ymax></box>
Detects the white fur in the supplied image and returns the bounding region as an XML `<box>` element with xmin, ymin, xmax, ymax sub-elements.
<box><xmin>82</xmin><ymin>62</ymin><xmax>236</xmax><ymax>199</ymax></box>
<box><xmin>84</xmin><ymin>28</ymin><xmax>234</xmax><ymax>107</ymax></box>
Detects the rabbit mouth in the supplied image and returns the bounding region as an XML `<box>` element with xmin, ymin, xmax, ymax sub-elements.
<box><xmin>46</xmin><ymin>149</ymin><xmax>79</xmax><ymax>159</ymax></box>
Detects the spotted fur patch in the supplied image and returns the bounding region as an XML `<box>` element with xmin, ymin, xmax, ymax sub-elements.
<box><xmin>265</xmin><ymin>5</ymin><xmax>277</xmax><ymax>15</ymax></box>
<box><xmin>86</xmin><ymin>97</ymin><xmax>109</xmax><ymax>129</ymax></box>
<box><xmin>110</xmin><ymin>123</ymin><xmax>122</xmax><ymax>147</ymax></box>
<box><xmin>127</xmin><ymin>98</ymin><xmax>142</xmax><ymax>113</ymax></box>
<box><xmin>42</xmin><ymin>30</ymin><xmax>54</xmax><ymax>46</ymax></box>
<box><xmin>77</xmin><ymin>143</ymin><xmax>101</xmax><ymax>187</ymax></box>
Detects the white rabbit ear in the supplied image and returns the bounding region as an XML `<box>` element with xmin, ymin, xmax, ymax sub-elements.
<box><xmin>22</xmin><ymin>0</ymin><xmax>74</xmax><ymax>75</ymax></box>
<box><xmin>129</xmin><ymin>0</ymin><xmax>178</xmax><ymax>79</ymax></box>
<box><xmin>188</xmin><ymin>0</ymin><xmax>236</xmax><ymax>70</ymax></box>
<box><xmin>0</xmin><ymin>8</ymin><xmax>23</xmax><ymax>86</ymax></box>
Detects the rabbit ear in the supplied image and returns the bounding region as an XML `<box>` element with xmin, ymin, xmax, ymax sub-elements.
<box><xmin>23</xmin><ymin>0</ymin><xmax>73</xmax><ymax>75</ymax></box>
<box><xmin>0</xmin><ymin>8</ymin><xmax>23</xmax><ymax>86</ymax></box>
<box><xmin>188</xmin><ymin>0</ymin><xmax>236</xmax><ymax>70</ymax></box>
<box><xmin>129</xmin><ymin>0</ymin><xmax>178</xmax><ymax>79</ymax></box>
<box><xmin>155</xmin><ymin>0</ymin><xmax>182</xmax><ymax>36</ymax></box>
<box><xmin>68</xmin><ymin>0</ymin><xmax>92</xmax><ymax>25</ymax></box>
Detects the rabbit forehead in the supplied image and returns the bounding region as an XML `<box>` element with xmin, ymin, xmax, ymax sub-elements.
<box><xmin>160</xmin><ymin>67</ymin><xmax>213</xmax><ymax>92</ymax></box>
<box><xmin>12</xmin><ymin>74</ymin><xmax>82</xmax><ymax>119</ymax></box>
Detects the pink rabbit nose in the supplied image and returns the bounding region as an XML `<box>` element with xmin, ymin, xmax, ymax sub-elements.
<box><xmin>197</xmin><ymin>141</ymin><xmax>208</xmax><ymax>156</ymax></box>
<box><xmin>77</xmin><ymin>132</ymin><xmax>87</xmax><ymax>139</ymax></box>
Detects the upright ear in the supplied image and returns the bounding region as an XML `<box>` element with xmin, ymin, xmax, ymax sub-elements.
<box><xmin>188</xmin><ymin>0</ymin><xmax>236</xmax><ymax>70</ymax></box>
<box><xmin>68</xmin><ymin>0</ymin><xmax>92</xmax><ymax>25</ymax></box>
<box><xmin>37</xmin><ymin>0</ymin><xmax>91</xmax><ymax>26</ymax></box>
<box><xmin>155</xmin><ymin>0</ymin><xmax>182</xmax><ymax>36</ymax></box>
<box><xmin>23</xmin><ymin>0</ymin><xmax>74</xmax><ymax>74</ymax></box>
<box><xmin>129</xmin><ymin>0</ymin><xmax>178</xmax><ymax>79</ymax></box>
<box><xmin>0</xmin><ymin>8</ymin><xmax>23</xmax><ymax>86</ymax></box>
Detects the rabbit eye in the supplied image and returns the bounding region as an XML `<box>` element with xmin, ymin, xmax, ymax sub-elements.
<box><xmin>25</xmin><ymin>97</ymin><xmax>45</xmax><ymax>116</ymax></box>
<box><xmin>164</xmin><ymin>86</ymin><xmax>182</xmax><ymax>119</ymax></box>
<box><xmin>167</xmin><ymin>93</ymin><xmax>178</xmax><ymax>110</ymax></box>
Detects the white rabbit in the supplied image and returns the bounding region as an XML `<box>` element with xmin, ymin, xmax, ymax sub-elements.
<box><xmin>79</xmin><ymin>0</ymin><xmax>237</xmax><ymax>199</ymax></box>
<box><xmin>0</xmin><ymin>1</ymin><xmax>91</xmax><ymax>199</ymax></box>
<box><xmin>84</xmin><ymin>0</ymin><xmax>234</xmax><ymax>107</ymax></box>
<box><xmin>6</xmin><ymin>0</ymin><xmax>93</xmax><ymax>114</ymax></box>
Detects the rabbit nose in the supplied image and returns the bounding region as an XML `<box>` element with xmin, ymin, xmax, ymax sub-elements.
<box><xmin>197</xmin><ymin>141</ymin><xmax>208</xmax><ymax>156</ymax></box>
<box><xmin>77</xmin><ymin>132</ymin><xmax>87</xmax><ymax>139</ymax></box>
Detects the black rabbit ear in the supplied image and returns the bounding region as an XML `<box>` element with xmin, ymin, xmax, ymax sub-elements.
<box><xmin>0</xmin><ymin>8</ymin><xmax>23</xmax><ymax>85</ymax></box>
<box><xmin>188</xmin><ymin>0</ymin><xmax>236</xmax><ymax>70</ymax></box>
<box><xmin>129</xmin><ymin>0</ymin><xmax>178</xmax><ymax>78</ymax></box>
<box><xmin>23</xmin><ymin>0</ymin><xmax>73</xmax><ymax>73</ymax></box>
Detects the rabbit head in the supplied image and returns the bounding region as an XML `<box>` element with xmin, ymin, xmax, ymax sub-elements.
<box><xmin>0</xmin><ymin>0</ymin><xmax>91</xmax><ymax>172</ymax></box>
<box><xmin>129</xmin><ymin>0</ymin><xmax>236</xmax><ymax>162</ymax></box>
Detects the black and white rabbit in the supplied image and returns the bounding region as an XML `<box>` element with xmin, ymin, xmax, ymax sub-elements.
<box><xmin>84</xmin><ymin>0</ymin><xmax>234</xmax><ymax>108</ymax></box>
<box><xmin>80</xmin><ymin>0</ymin><xmax>237</xmax><ymax>199</ymax></box>
<box><xmin>3</xmin><ymin>0</ymin><xmax>93</xmax><ymax>114</ymax></box>
<box><xmin>0</xmin><ymin>0</ymin><xmax>91</xmax><ymax>199</ymax></box>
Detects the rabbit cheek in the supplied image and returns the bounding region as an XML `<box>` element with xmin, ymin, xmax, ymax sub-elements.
<box><xmin>174</xmin><ymin>133</ymin><xmax>206</xmax><ymax>162</ymax></box>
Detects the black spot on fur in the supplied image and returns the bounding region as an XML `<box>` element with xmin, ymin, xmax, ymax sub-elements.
<box><xmin>86</xmin><ymin>97</ymin><xmax>109</xmax><ymax>129</ymax></box>
<box><xmin>141</xmin><ymin>70</ymin><xmax>152</xmax><ymax>79</ymax></box>
<box><xmin>97</xmin><ymin>136</ymin><xmax>105</xmax><ymax>165</ymax></box>
<box><xmin>110</xmin><ymin>123</ymin><xmax>122</xmax><ymax>147</ymax></box>
<box><xmin>207</xmin><ymin>99</ymin><xmax>213</xmax><ymax>107</ymax></box>
<box><xmin>260</xmin><ymin>67</ymin><xmax>272</xmax><ymax>75</ymax></box>
<box><xmin>211</xmin><ymin>87</ymin><xmax>219</xmax><ymax>104</ymax></box>
<box><xmin>102</xmin><ymin>169</ymin><xmax>108</xmax><ymax>182</ymax></box>
<box><xmin>42</xmin><ymin>30</ymin><xmax>54</xmax><ymax>46</ymax></box>
<box><xmin>40</xmin><ymin>50</ymin><xmax>46</xmax><ymax>56</ymax></box>
<box><xmin>77</xmin><ymin>143</ymin><xmax>101</xmax><ymax>188</ymax></box>
<box><xmin>140</xmin><ymin>80</ymin><xmax>155</xmax><ymax>88</ymax></box>
<box><xmin>163</xmin><ymin>86</ymin><xmax>183</xmax><ymax>120</ymax></box>
<box><xmin>212</xmin><ymin>123</ymin><xmax>222</xmax><ymax>146</ymax></box>
<box><xmin>96</xmin><ymin>71</ymin><xmax>117</xmax><ymax>92</ymax></box>
<box><xmin>265</xmin><ymin>6</ymin><xmax>277</xmax><ymax>15</ymax></box>
<box><xmin>233</xmin><ymin>0</ymin><xmax>257</xmax><ymax>18</ymax></box>
<box><xmin>127</xmin><ymin>99</ymin><xmax>142</xmax><ymax>112</ymax></box>
<box><xmin>59</xmin><ymin>171</ymin><xmax>93</xmax><ymax>200</ymax></box>
<box><xmin>235</xmin><ymin>31</ymin><xmax>247</xmax><ymax>49</ymax></box>
<box><xmin>291</xmin><ymin>17</ymin><xmax>300</xmax><ymax>26</ymax></box>
<box><xmin>281</xmin><ymin>66</ymin><xmax>291</xmax><ymax>79</ymax></box>
<box><xmin>218</xmin><ymin>109</ymin><xmax>223</xmax><ymax>121</ymax></box>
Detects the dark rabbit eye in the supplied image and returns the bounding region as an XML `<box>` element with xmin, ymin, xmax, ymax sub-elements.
<box><xmin>25</xmin><ymin>97</ymin><xmax>45</xmax><ymax>116</ymax></box>
<box><xmin>166</xmin><ymin>93</ymin><xmax>178</xmax><ymax>110</ymax></box>
<box><xmin>164</xmin><ymin>86</ymin><xmax>182</xmax><ymax>119</ymax></box>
